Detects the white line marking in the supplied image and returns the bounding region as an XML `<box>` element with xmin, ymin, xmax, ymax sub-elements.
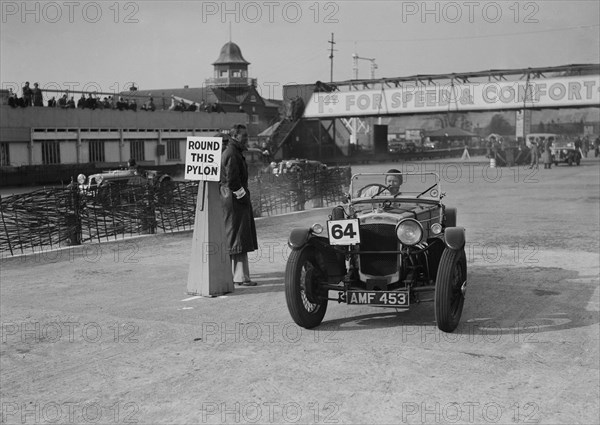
<box><xmin>181</xmin><ymin>296</ymin><xmax>203</xmax><ymax>302</ymax></box>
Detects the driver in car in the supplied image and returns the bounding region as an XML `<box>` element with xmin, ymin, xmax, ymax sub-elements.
<box><xmin>361</xmin><ymin>169</ymin><xmax>403</xmax><ymax>197</ymax></box>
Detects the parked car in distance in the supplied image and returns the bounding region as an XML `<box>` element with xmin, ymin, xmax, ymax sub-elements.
<box><xmin>268</xmin><ymin>158</ymin><xmax>328</xmax><ymax>175</ymax></box>
<box><xmin>526</xmin><ymin>133</ymin><xmax>582</xmax><ymax>166</ymax></box>
<box><xmin>76</xmin><ymin>167</ymin><xmax>173</xmax><ymax>206</ymax></box>
<box><xmin>551</xmin><ymin>140</ymin><xmax>582</xmax><ymax>166</ymax></box>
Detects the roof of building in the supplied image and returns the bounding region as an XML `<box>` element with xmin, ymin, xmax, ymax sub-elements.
<box><xmin>213</xmin><ymin>41</ymin><xmax>250</xmax><ymax>66</ymax></box>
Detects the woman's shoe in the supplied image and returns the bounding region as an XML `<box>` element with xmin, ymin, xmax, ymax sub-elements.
<box><xmin>241</xmin><ymin>281</ymin><xmax>257</xmax><ymax>286</ymax></box>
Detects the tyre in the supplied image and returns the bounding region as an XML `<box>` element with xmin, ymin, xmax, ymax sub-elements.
<box><xmin>576</xmin><ymin>156</ymin><xmax>581</xmax><ymax>166</ymax></box>
<box><xmin>435</xmin><ymin>248</ymin><xmax>467</xmax><ymax>333</ymax></box>
<box><xmin>285</xmin><ymin>246</ymin><xmax>328</xmax><ymax>329</ymax></box>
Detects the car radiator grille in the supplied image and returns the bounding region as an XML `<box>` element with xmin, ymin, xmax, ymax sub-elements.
<box><xmin>359</xmin><ymin>223</ymin><xmax>398</xmax><ymax>276</ymax></box>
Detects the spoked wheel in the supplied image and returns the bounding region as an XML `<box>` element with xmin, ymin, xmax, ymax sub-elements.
<box><xmin>285</xmin><ymin>246</ymin><xmax>328</xmax><ymax>329</ymax></box>
<box><xmin>435</xmin><ymin>248</ymin><xmax>467</xmax><ymax>333</ymax></box>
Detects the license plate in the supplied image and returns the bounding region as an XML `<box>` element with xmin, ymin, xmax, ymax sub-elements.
<box><xmin>346</xmin><ymin>290</ymin><xmax>409</xmax><ymax>306</ymax></box>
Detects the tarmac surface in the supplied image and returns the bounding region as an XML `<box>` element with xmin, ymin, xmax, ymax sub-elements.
<box><xmin>1</xmin><ymin>156</ymin><xmax>599</xmax><ymax>424</ymax></box>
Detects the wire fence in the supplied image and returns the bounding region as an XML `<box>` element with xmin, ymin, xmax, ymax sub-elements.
<box><xmin>1</xmin><ymin>167</ymin><xmax>351</xmax><ymax>257</ymax></box>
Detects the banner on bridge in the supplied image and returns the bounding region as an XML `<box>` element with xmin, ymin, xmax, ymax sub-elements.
<box><xmin>304</xmin><ymin>75</ymin><xmax>600</xmax><ymax>118</ymax></box>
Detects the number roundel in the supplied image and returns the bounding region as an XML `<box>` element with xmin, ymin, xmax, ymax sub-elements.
<box><xmin>327</xmin><ymin>219</ymin><xmax>360</xmax><ymax>245</ymax></box>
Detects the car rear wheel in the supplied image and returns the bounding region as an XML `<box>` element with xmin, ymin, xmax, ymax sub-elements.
<box><xmin>285</xmin><ymin>246</ymin><xmax>328</xmax><ymax>329</ymax></box>
<box><xmin>435</xmin><ymin>248</ymin><xmax>466</xmax><ymax>333</ymax></box>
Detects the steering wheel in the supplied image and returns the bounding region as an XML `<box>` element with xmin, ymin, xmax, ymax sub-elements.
<box><xmin>357</xmin><ymin>183</ymin><xmax>389</xmax><ymax>198</ymax></box>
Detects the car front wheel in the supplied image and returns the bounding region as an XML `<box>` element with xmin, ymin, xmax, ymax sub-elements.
<box><xmin>285</xmin><ymin>246</ymin><xmax>328</xmax><ymax>329</ymax></box>
<box><xmin>435</xmin><ymin>248</ymin><xmax>467</xmax><ymax>332</ymax></box>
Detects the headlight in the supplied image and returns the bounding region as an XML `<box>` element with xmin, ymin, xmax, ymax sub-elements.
<box><xmin>395</xmin><ymin>219</ymin><xmax>423</xmax><ymax>246</ymax></box>
<box><xmin>311</xmin><ymin>223</ymin><xmax>324</xmax><ymax>234</ymax></box>
<box><xmin>430</xmin><ymin>223</ymin><xmax>443</xmax><ymax>235</ymax></box>
<box><xmin>77</xmin><ymin>174</ymin><xmax>86</xmax><ymax>184</ymax></box>
<box><xmin>96</xmin><ymin>175</ymin><xmax>104</xmax><ymax>185</ymax></box>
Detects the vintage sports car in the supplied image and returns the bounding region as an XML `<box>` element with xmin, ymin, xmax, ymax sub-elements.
<box><xmin>76</xmin><ymin>167</ymin><xmax>173</xmax><ymax>206</ymax></box>
<box><xmin>526</xmin><ymin>133</ymin><xmax>581</xmax><ymax>166</ymax></box>
<box><xmin>284</xmin><ymin>172</ymin><xmax>467</xmax><ymax>333</ymax></box>
<box><xmin>550</xmin><ymin>141</ymin><xmax>582</xmax><ymax>166</ymax></box>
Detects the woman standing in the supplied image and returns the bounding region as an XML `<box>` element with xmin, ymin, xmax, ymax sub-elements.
<box><xmin>219</xmin><ymin>124</ymin><xmax>259</xmax><ymax>286</ymax></box>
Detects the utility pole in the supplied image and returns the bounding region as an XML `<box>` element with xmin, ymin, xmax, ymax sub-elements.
<box><xmin>352</xmin><ymin>52</ymin><xmax>378</xmax><ymax>79</ymax></box>
<box><xmin>328</xmin><ymin>33</ymin><xmax>336</xmax><ymax>83</ymax></box>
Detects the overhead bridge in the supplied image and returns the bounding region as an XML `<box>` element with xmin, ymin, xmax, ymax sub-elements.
<box><xmin>300</xmin><ymin>64</ymin><xmax>600</xmax><ymax>118</ymax></box>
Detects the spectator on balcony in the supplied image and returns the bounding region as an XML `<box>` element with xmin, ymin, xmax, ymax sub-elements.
<box><xmin>7</xmin><ymin>89</ymin><xmax>18</xmax><ymax>107</ymax></box>
<box><xmin>141</xmin><ymin>96</ymin><xmax>155</xmax><ymax>111</ymax></box>
<box><xmin>77</xmin><ymin>94</ymin><xmax>86</xmax><ymax>109</ymax></box>
<box><xmin>48</xmin><ymin>96</ymin><xmax>57</xmax><ymax>107</ymax></box>
<box><xmin>66</xmin><ymin>97</ymin><xmax>76</xmax><ymax>108</ymax></box>
<box><xmin>32</xmin><ymin>83</ymin><xmax>44</xmax><ymax>106</ymax></box>
<box><xmin>58</xmin><ymin>94</ymin><xmax>68</xmax><ymax>108</ymax></box>
<box><xmin>117</xmin><ymin>97</ymin><xmax>127</xmax><ymax>110</ymax></box>
<box><xmin>22</xmin><ymin>82</ymin><xmax>32</xmax><ymax>106</ymax></box>
<box><xmin>129</xmin><ymin>99</ymin><xmax>137</xmax><ymax>111</ymax></box>
<box><xmin>85</xmin><ymin>93</ymin><xmax>98</xmax><ymax>109</ymax></box>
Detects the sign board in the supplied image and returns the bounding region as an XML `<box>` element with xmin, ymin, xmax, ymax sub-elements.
<box><xmin>405</xmin><ymin>129</ymin><xmax>422</xmax><ymax>141</ymax></box>
<box><xmin>185</xmin><ymin>137</ymin><xmax>222</xmax><ymax>181</ymax></box>
<box><xmin>515</xmin><ymin>110</ymin><xmax>524</xmax><ymax>138</ymax></box>
<box><xmin>304</xmin><ymin>75</ymin><xmax>600</xmax><ymax>118</ymax></box>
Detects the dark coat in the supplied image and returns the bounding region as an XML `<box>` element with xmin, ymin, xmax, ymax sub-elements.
<box><xmin>219</xmin><ymin>139</ymin><xmax>258</xmax><ymax>255</ymax></box>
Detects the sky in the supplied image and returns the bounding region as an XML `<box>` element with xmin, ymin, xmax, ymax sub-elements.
<box><xmin>1</xmin><ymin>0</ymin><xmax>599</xmax><ymax>100</ymax></box>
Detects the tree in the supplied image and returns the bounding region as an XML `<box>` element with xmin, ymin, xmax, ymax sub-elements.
<box><xmin>486</xmin><ymin>114</ymin><xmax>513</xmax><ymax>135</ymax></box>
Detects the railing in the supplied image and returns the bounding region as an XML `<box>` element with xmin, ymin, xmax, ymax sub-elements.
<box><xmin>0</xmin><ymin>167</ymin><xmax>351</xmax><ymax>257</ymax></box>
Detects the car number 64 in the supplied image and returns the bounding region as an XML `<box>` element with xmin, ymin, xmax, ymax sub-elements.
<box><xmin>327</xmin><ymin>219</ymin><xmax>360</xmax><ymax>245</ymax></box>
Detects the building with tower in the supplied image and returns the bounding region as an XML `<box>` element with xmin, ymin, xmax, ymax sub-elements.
<box><xmin>0</xmin><ymin>41</ymin><xmax>282</xmax><ymax>185</ymax></box>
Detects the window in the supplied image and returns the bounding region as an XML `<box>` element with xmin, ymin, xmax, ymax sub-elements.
<box><xmin>251</xmin><ymin>114</ymin><xmax>259</xmax><ymax>124</ymax></box>
<box><xmin>232</xmin><ymin>70</ymin><xmax>241</xmax><ymax>77</ymax></box>
<box><xmin>220</xmin><ymin>70</ymin><xmax>228</xmax><ymax>77</ymax></box>
<box><xmin>129</xmin><ymin>140</ymin><xmax>145</xmax><ymax>161</ymax></box>
<box><xmin>250</xmin><ymin>95</ymin><xmax>256</xmax><ymax>103</ymax></box>
<box><xmin>88</xmin><ymin>140</ymin><xmax>105</xmax><ymax>163</ymax></box>
<box><xmin>0</xmin><ymin>143</ymin><xmax>9</xmax><ymax>166</ymax></box>
<box><xmin>167</xmin><ymin>140</ymin><xmax>181</xmax><ymax>160</ymax></box>
<box><xmin>41</xmin><ymin>141</ymin><xmax>60</xmax><ymax>164</ymax></box>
